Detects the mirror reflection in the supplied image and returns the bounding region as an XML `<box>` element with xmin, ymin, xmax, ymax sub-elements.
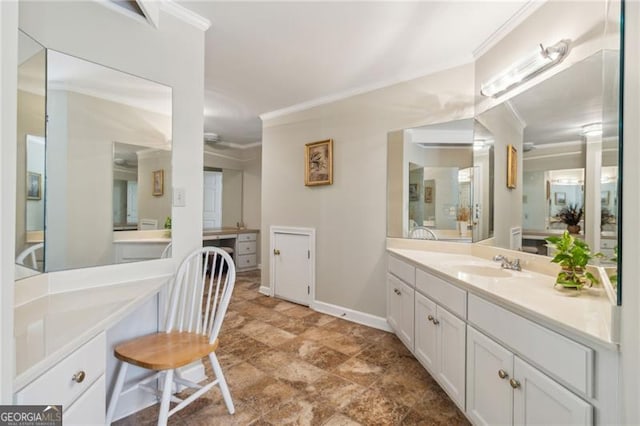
<box><xmin>15</xmin><ymin>31</ymin><xmax>46</xmax><ymax>277</ymax></box>
<box><xmin>203</xmin><ymin>167</ymin><xmax>243</xmax><ymax>229</ymax></box>
<box><xmin>387</xmin><ymin>118</ymin><xmax>494</xmax><ymax>242</ymax></box>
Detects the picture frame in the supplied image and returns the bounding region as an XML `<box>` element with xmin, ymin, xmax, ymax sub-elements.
<box><xmin>305</xmin><ymin>139</ymin><xmax>333</xmax><ymax>186</ymax></box>
<box><xmin>506</xmin><ymin>144</ymin><xmax>517</xmax><ymax>189</ymax></box>
<box><xmin>27</xmin><ymin>171</ymin><xmax>41</xmax><ymax>200</ymax></box>
<box><xmin>424</xmin><ymin>186</ymin><xmax>433</xmax><ymax>203</ymax></box>
<box><xmin>152</xmin><ymin>169</ymin><xmax>164</xmax><ymax>196</ymax></box>
<box><xmin>409</xmin><ymin>183</ymin><xmax>419</xmax><ymax>201</ymax></box>
<box><xmin>601</xmin><ymin>190</ymin><xmax>610</xmax><ymax>205</ymax></box>
<box><xmin>555</xmin><ymin>192</ymin><xmax>566</xmax><ymax>205</ymax></box>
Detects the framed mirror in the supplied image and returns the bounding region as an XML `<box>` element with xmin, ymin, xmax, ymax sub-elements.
<box><xmin>15</xmin><ymin>32</ymin><xmax>173</xmax><ymax>277</ymax></box>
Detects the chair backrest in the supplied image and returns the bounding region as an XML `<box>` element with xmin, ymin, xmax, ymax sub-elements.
<box><xmin>16</xmin><ymin>243</ymin><xmax>44</xmax><ymax>270</ymax></box>
<box><xmin>165</xmin><ymin>247</ymin><xmax>236</xmax><ymax>344</ymax></box>
<box><xmin>161</xmin><ymin>242</ymin><xmax>172</xmax><ymax>259</ymax></box>
<box><xmin>139</xmin><ymin>218</ymin><xmax>158</xmax><ymax>230</ymax></box>
<box><xmin>409</xmin><ymin>226</ymin><xmax>438</xmax><ymax>240</ymax></box>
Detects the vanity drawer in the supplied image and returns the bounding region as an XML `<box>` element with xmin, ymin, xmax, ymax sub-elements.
<box><xmin>238</xmin><ymin>233</ymin><xmax>257</xmax><ymax>242</ymax></box>
<box><xmin>63</xmin><ymin>374</ymin><xmax>105</xmax><ymax>424</ymax></box>
<box><xmin>237</xmin><ymin>254</ymin><xmax>257</xmax><ymax>268</ymax></box>
<box><xmin>388</xmin><ymin>255</ymin><xmax>415</xmax><ymax>287</ymax></box>
<box><xmin>238</xmin><ymin>241</ymin><xmax>256</xmax><ymax>255</ymax></box>
<box><xmin>416</xmin><ymin>268</ymin><xmax>466</xmax><ymax>319</ymax></box>
<box><xmin>15</xmin><ymin>332</ymin><xmax>106</xmax><ymax>408</ymax></box>
<box><xmin>468</xmin><ymin>294</ymin><xmax>594</xmax><ymax>397</ymax></box>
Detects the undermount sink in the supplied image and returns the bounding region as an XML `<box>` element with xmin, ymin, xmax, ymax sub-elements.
<box><xmin>454</xmin><ymin>264</ymin><xmax>513</xmax><ymax>278</ymax></box>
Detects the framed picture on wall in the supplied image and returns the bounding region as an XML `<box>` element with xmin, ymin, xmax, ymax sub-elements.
<box><xmin>409</xmin><ymin>183</ymin><xmax>419</xmax><ymax>201</ymax></box>
<box><xmin>305</xmin><ymin>139</ymin><xmax>333</xmax><ymax>186</ymax></box>
<box><xmin>424</xmin><ymin>186</ymin><xmax>433</xmax><ymax>203</ymax></box>
<box><xmin>153</xmin><ymin>169</ymin><xmax>164</xmax><ymax>196</ymax></box>
<box><xmin>27</xmin><ymin>172</ymin><xmax>41</xmax><ymax>200</ymax></box>
<box><xmin>506</xmin><ymin>144</ymin><xmax>517</xmax><ymax>189</ymax></box>
<box><xmin>555</xmin><ymin>192</ymin><xmax>566</xmax><ymax>205</ymax></box>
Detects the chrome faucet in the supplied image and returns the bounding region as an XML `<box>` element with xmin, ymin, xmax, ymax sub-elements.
<box><xmin>493</xmin><ymin>254</ymin><xmax>522</xmax><ymax>271</ymax></box>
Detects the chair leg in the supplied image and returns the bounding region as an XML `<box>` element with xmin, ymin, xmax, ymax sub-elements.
<box><xmin>209</xmin><ymin>353</ymin><xmax>235</xmax><ymax>414</ymax></box>
<box><xmin>106</xmin><ymin>361</ymin><xmax>128</xmax><ymax>425</ymax></box>
<box><xmin>157</xmin><ymin>369</ymin><xmax>174</xmax><ymax>426</ymax></box>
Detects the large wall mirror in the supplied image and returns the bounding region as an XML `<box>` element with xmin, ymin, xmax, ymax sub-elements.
<box><xmin>203</xmin><ymin>166</ymin><xmax>243</xmax><ymax>229</ymax></box>
<box><xmin>15</xmin><ymin>30</ymin><xmax>173</xmax><ymax>278</ymax></box>
<box><xmin>387</xmin><ymin>118</ymin><xmax>494</xmax><ymax>242</ymax></box>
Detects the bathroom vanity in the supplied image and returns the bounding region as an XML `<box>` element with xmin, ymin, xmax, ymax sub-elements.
<box><xmin>386</xmin><ymin>239</ymin><xmax>619</xmax><ymax>425</ymax></box>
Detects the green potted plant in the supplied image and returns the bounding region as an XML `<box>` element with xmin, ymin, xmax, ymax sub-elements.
<box><xmin>164</xmin><ymin>216</ymin><xmax>172</xmax><ymax>237</ymax></box>
<box><xmin>545</xmin><ymin>231</ymin><xmax>599</xmax><ymax>291</ymax></box>
<box><xmin>557</xmin><ymin>203</ymin><xmax>583</xmax><ymax>234</ymax></box>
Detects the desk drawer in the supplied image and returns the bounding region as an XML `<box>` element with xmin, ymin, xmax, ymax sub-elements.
<box><xmin>388</xmin><ymin>255</ymin><xmax>415</xmax><ymax>287</ymax></box>
<box><xmin>468</xmin><ymin>294</ymin><xmax>593</xmax><ymax>397</ymax></box>
<box><xmin>238</xmin><ymin>241</ymin><xmax>257</xmax><ymax>255</ymax></box>
<box><xmin>416</xmin><ymin>268</ymin><xmax>466</xmax><ymax>319</ymax></box>
<box><xmin>15</xmin><ymin>332</ymin><xmax>106</xmax><ymax>408</ymax></box>
<box><xmin>238</xmin><ymin>233</ymin><xmax>257</xmax><ymax>242</ymax></box>
<box><xmin>237</xmin><ymin>254</ymin><xmax>257</xmax><ymax>269</ymax></box>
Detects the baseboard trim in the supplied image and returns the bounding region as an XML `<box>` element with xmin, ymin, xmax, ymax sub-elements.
<box><xmin>311</xmin><ymin>300</ymin><xmax>392</xmax><ymax>332</ymax></box>
<box><xmin>259</xmin><ymin>286</ymin><xmax>271</xmax><ymax>296</ymax></box>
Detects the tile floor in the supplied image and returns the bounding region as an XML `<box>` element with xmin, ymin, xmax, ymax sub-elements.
<box><xmin>115</xmin><ymin>271</ymin><xmax>469</xmax><ymax>425</ymax></box>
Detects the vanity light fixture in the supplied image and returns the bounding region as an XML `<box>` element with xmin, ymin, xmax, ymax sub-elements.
<box><xmin>581</xmin><ymin>123</ymin><xmax>603</xmax><ymax>137</ymax></box>
<box><xmin>480</xmin><ymin>40</ymin><xmax>570</xmax><ymax>98</ymax></box>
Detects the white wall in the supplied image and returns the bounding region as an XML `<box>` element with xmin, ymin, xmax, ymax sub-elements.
<box><xmin>262</xmin><ymin>63</ymin><xmax>474</xmax><ymax>316</ymax></box>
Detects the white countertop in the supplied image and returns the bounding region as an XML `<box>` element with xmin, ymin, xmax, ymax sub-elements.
<box><xmin>388</xmin><ymin>248</ymin><xmax>616</xmax><ymax>350</ymax></box>
<box><xmin>14</xmin><ymin>276</ymin><xmax>169</xmax><ymax>390</ymax></box>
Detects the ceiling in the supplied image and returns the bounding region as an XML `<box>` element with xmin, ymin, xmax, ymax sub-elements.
<box><xmin>178</xmin><ymin>1</ymin><xmax>532</xmax><ymax>147</ymax></box>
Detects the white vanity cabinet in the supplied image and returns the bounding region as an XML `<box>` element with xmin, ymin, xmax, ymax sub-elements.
<box><xmin>15</xmin><ymin>332</ymin><xmax>106</xmax><ymax>425</ymax></box>
<box><xmin>415</xmin><ymin>292</ymin><xmax>466</xmax><ymax>409</ymax></box>
<box><xmin>387</xmin><ymin>273</ymin><xmax>414</xmax><ymax>350</ymax></box>
<box><xmin>236</xmin><ymin>232</ymin><xmax>258</xmax><ymax>271</ymax></box>
<box><xmin>467</xmin><ymin>326</ymin><xmax>592</xmax><ymax>425</ymax></box>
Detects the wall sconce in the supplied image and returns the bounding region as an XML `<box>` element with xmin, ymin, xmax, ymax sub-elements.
<box><xmin>480</xmin><ymin>40</ymin><xmax>570</xmax><ymax>98</ymax></box>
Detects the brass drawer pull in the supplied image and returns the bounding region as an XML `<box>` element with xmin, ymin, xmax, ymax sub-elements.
<box><xmin>72</xmin><ymin>371</ymin><xmax>86</xmax><ymax>383</ymax></box>
<box><xmin>509</xmin><ymin>378</ymin><xmax>521</xmax><ymax>389</ymax></box>
<box><xmin>498</xmin><ymin>369</ymin><xmax>508</xmax><ymax>379</ymax></box>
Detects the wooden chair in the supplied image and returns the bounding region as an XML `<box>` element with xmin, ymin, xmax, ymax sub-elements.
<box><xmin>409</xmin><ymin>226</ymin><xmax>438</xmax><ymax>240</ymax></box>
<box><xmin>16</xmin><ymin>242</ymin><xmax>44</xmax><ymax>270</ymax></box>
<box><xmin>106</xmin><ymin>247</ymin><xmax>236</xmax><ymax>425</ymax></box>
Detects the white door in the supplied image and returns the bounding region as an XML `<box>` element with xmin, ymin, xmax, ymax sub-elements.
<box><xmin>466</xmin><ymin>325</ymin><xmax>514</xmax><ymax>426</ymax></box>
<box><xmin>513</xmin><ymin>357</ymin><xmax>593</xmax><ymax>426</ymax></box>
<box><xmin>273</xmin><ymin>232</ymin><xmax>311</xmax><ymax>305</ymax></box>
<box><xmin>414</xmin><ymin>292</ymin><xmax>437</xmax><ymax>372</ymax></box>
<box><xmin>203</xmin><ymin>171</ymin><xmax>222</xmax><ymax>229</ymax></box>
<box><xmin>397</xmin><ymin>280</ymin><xmax>415</xmax><ymax>351</ymax></box>
<box><xmin>126</xmin><ymin>180</ymin><xmax>138</xmax><ymax>223</ymax></box>
<box><xmin>436</xmin><ymin>306</ymin><xmax>466</xmax><ymax>409</ymax></box>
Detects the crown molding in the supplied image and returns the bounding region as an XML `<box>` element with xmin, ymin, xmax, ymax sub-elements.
<box><xmin>472</xmin><ymin>0</ymin><xmax>547</xmax><ymax>59</ymax></box>
<box><xmin>159</xmin><ymin>0</ymin><xmax>211</xmax><ymax>31</ymax></box>
<box><xmin>260</xmin><ymin>55</ymin><xmax>472</xmax><ymax>121</ymax></box>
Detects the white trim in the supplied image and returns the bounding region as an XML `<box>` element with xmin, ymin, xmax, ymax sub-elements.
<box><xmin>137</xmin><ymin>0</ymin><xmax>160</xmax><ymax>29</ymax></box>
<box><xmin>269</xmin><ymin>226</ymin><xmax>315</xmax><ymax>305</ymax></box>
<box><xmin>310</xmin><ymin>300</ymin><xmax>392</xmax><ymax>333</ymax></box>
<box><xmin>159</xmin><ymin>0</ymin><xmax>211</xmax><ymax>31</ymax></box>
<box><xmin>203</xmin><ymin>148</ymin><xmax>260</xmax><ymax>162</ymax></box>
<box><xmin>259</xmin><ymin>286</ymin><xmax>271</xmax><ymax>296</ymax></box>
<box><xmin>503</xmin><ymin>100</ymin><xmax>527</xmax><ymax>129</ymax></box>
<box><xmin>260</xmin><ymin>55</ymin><xmax>472</xmax><ymax>121</ymax></box>
<box><xmin>206</xmin><ymin>141</ymin><xmax>262</xmax><ymax>150</ymax></box>
<box><xmin>472</xmin><ymin>0</ymin><xmax>547</xmax><ymax>59</ymax></box>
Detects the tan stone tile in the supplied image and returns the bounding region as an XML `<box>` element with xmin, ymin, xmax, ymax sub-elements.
<box><xmin>322</xmin><ymin>319</ymin><xmax>387</xmax><ymax>341</ymax></box>
<box><xmin>280</xmin><ymin>304</ymin><xmax>315</xmax><ymax>318</ymax></box>
<box><xmin>411</xmin><ymin>384</ymin><xmax>468</xmax><ymax>425</ymax></box>
<box><xmin>112</xmin><ymin>404</ymin><xmax>163</xmax><ymax>426</ymax></box>
<box><xmin>225</xmin><ymin>361</ymin><xmax>268</xmax><ymax>392</ymax></box>
<box><xmin>375</xmin><ymin>366</ymin><xmax>432</xmax><ymax>407</ymax></box>
<box><xmin>272</xmin><ymin>359</ymin><xmax>328</xmax><ymax>390</ymax></box>
<box><xmin>342</xmin><ymin>388</ymin><xmax>410</xmax><ymax>426</ymax></box>
<box><xmin>221</xmin><ymin>310</ymin><xmax>249</xmax><ymax>330</ymax></box>
<box><xmin>401</xmin><ymin>407</ymin><xmax>470</xmax><ymax>426</ymax></box>
<box><xmin>272</xmin><ymin>299</ymin><xmax>299</xmax><ymax>312</ymax></box>
<box><xmin>219</xmin><ymin>329</ymin><xmax>271</xmax><ymax>361</ymax></box>
<box><xmin>278</xmin><ymin>337</ymin><xmax>350</xmax><ymax>370</ymax></box>
<box><xmin>248</xmin><ymin>349</ymin><xmax>298</xmax><ymax>372</ymax></box>
<box><xmin>235</xmin><ymin>376</ymin><xmax>299</xmax><ymax>415</ymax></box>
<box><xmin>176</xmin><ymin>395</ymin><xmax>259</xmax><ymax>426</ymax></box>
<box><xmin>261</xmin><ymin>398</ymin><xmax>335</xmax><ymax>426</ymax></box>
<box><xmin>299</xmin><ymin>328</ymin><xmax>367</xmax><ymax>356</ymax></box>
<box><xmin>303</xmin><ymin>374</ymin><xmax>366</xmax><ymax>410</ymax></box>
<box><xmin>333</xmin><ymin>358</ymin><xmax>384</xmax><ymax>387</ymax></box>
<box><xmin>322</xmin><ymin>413</ymin><xmax>363</xmax><ymax>426</ymax></box>
<box><xmin>375</xmin><ymin>332</ymin><xmax>414</xmax><ymax>356</ymax></box>
<box><xmin>239</xmin><ymin>320</ymin><xmax>296</xmax><ymax>347</ymax></box>
<box><xmin>301</xmin><ymin>311</ymin><xmax>336</xmax><ymax>327</ymax></box>
<box><xmin>264</xmin><ymin>312</ymin><xmax>312</xmax><ymax>335</ymax></box>
<box><xmin>252</xmin><ymin>296</ymin><xmax>282</xmax><ymax>308</ymax></box>
<box><xmin>355</xmin><ymin>345</ymin><xmax>414</xmax><ymax>370</ymax></box>
<box><xmin>238</xmin><ymin>302</ymin><xmax>282</xmax><ymax>320</ymax></box>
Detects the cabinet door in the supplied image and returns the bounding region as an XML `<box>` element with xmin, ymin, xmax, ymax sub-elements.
<box><xmin>466</xmin><ymin>326</ymin><xmax>513</xmax><ymax>426</ymax></box>
<box><xmin>63</xmin><ymin>374</ymin><xmax>105</xmax><ymax>425</ymax></box>
<box><xmin>387</xmin><ymin>274</ymin><xmax>402</xmax><ymax>332</ymax></box>
<box><xmin>513</xmin><ymin>357</ymin><xmax>593</xmax><ymax>426</ymax></box>
<box><xmin>398</xmin><ymin>280</ymin><xmax>415</xmax><ymax>351</ymax></box>
<box><xmin>436</xmin><ymin>306</ymin><xmax>466</xmax><ymax>409</ymax></box>
<box><xmin>414</xmin><ymin>292</ymin><xmax>437</xmax><ymax>372</ymax></box>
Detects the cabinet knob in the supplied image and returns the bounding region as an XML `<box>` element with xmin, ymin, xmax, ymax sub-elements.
<box><xmin>427</xmin><ymin>315</ymin><xmax>434</xmax><ymax>322</ymax></box>
<box><xmin>509</xmin><ymin>378</ymin><xmax>521</xmax><ymax>389</ymax></box>
<box><xmin>273</xmin><ymin>249</ymin><xmax>281</xmax><ymax>255</ymax></box>
<box><xmin>432</xmin><ymin>318</ymin><xmax>440</xmax><ymax>325</ymax></box>
<box><xmin>498</xmin><ymin>369</ymin><xmax>509</xmax><ymax>379</ymax></box>
<box><xmin>72</xmin><ymin>371</ymin><xmax>86</xmax><ymax>383</ymax></box>
<box><xmin>394</xmin><ymin>288</ymin><xmax>401</xmax><ymax>295</ymax></box>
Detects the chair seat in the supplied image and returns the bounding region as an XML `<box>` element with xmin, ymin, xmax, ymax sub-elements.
<box><xmin>115</xmin><ymin>331</ymin><xmax>219</xmax><ymax>371</ymax></box>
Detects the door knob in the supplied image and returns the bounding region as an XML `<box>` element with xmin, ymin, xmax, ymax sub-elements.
<box><xmin>498</xmin><ymin>369</ymin><xmax>509</xmax><ymax>379</ymax></box>
<box><xmin>509</xmin><ymin>378</ymin><xmax>521</xmax><ymax>389</ymax></box>
<box><xmin>273</xmin><ymin>249</ymin><xmax>280</xmax><ymax>255</ymax></box>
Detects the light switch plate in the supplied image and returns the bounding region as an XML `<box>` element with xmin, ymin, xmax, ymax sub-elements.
<box><xmin>173</xmin><ymin>187</ymin><xmax>186</xmax><ymax>207</ymax></box>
